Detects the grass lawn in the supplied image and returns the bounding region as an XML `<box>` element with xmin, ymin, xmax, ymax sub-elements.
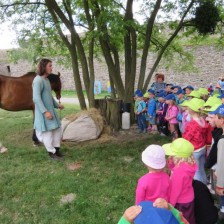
<box><xmin>62</xmin><ymin>90</ymin><xmax>111</xmax><ymax>99</ymax></box>
<box><xmin>0</xmin><ymin>104</ymin><xmax>170</xmax><ymax>224</ymax></box>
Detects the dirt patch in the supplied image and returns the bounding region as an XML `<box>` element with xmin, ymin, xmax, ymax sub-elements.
<box><xmin>67</xmin><ymin>162</ymin><xmax>82</xmax><ymax>171</ymax></box>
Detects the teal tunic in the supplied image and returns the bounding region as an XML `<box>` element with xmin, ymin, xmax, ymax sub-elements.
<box><xmin>32</xmin><ymin>75</ymin><xmax>61</xmax><ymax>132</ymax></box>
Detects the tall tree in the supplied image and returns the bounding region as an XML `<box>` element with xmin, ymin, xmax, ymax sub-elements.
<box><xmin>0</xmin><ymin>0</ymin><xmax>223</xmax><ymax>107</ymax></box>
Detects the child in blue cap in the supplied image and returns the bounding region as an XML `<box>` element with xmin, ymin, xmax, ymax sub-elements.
<box><xmin>135</xmin><ymin>92</ymin><xmax>147</xmax><ymax>133</ymax></box>
<box><xmin>147</xmin><ymin>89</ymin><xmax>157</xmax><ymax>133</ymax></box>
<box><xmin>183</xmin><ymin>85</ymin><xmax>194</xmax><ymax>95</ymax></box>
<box><xmin>118</xmin><ymin>198</ymin><xmax>189</xmax><ymax>224</ymax></box>
<box><xmin>165</xmin><ymin>94</ymin><xmax>179</xmax><ymax>140</ymax></box>
<box><xmin>156</xmin><ymin>92</ymin><xmax>169</xmax><ymax>136</ymax></box>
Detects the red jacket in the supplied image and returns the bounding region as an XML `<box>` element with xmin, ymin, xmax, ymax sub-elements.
<box><xmin>183</xmin><ymin>119</ymin><xmax>211</xmax><ymax>150</ymax></box>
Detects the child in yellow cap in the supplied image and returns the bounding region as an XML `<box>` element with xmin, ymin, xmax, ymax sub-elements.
<box><xmin>163</xmin><ymin>138</ymin><xmax>197</xmax><ymax>224</ymax></box>
<box><xmin>182</xmin><ymin>98</ymin><xmax>210</xmax><ymax>185</ymax></box>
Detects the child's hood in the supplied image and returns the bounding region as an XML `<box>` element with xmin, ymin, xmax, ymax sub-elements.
<box><xmin>177</xmin><ymin>162</ymin><xmax>197</xmax><ymax>177</ymax></box>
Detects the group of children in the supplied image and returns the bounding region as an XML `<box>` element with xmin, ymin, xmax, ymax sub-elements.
<box><xmin>121</xmin><ymin>73</ymin><xmax>224</xmax><ymax>223</ymax></box>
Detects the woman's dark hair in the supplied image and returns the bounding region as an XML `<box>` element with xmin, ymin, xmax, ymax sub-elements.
<box><xmin>36</xmin><ymin>58</ymin><xmax>52</xmax><ymax>76</ymax></box>
<box><xmin>156</xmin><ymin>73</ymin><xmax>165</xmax><ymax>81</ymax></box>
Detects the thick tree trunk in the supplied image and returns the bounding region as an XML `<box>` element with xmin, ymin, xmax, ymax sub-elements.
<box><xmin>88</xmin><ymin>38</ymin><xmax>95</xmax><ymax>108</ymax></box>
<box><xmin>92</xmin><ymin>1</ymin><xmax>125</xmax><ymax>99</ymax></box>
<box><xmin>70</xmin><ymin>47</ymin><xmax>87</xmax><ymax>110</ymax></box>
<box><xmin>99</xmin><ymin>38</ymin><xmax>125</xmax><ymax>99</ymax></box>
<box><xmin>109</xmin><ymin>72</ymin><xmax>116</xmax><ymax>99</ymax></box>
<box><xmin>123</xmin><ymin>0</ymin><xmax>137</xmax><ymax>103</ymax></box>
<box><xmin>95</xmin><ymin>99</ymin><xmax>122</xmax><ymax>131</ymax></box>
<box><xmin>84</xmin><ymin>0</ymin><xmax>95</xmax><ymax>108</ymax></box>
<box><xmin>46</xmin><ymin>0</ymin><xmax>87</xmax><ymax>109</ymax></box>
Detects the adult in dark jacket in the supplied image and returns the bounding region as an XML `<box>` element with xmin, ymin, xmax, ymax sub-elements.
<box><xmin>205</xmin><ymin>127</ymin><xmax>223</xmax><ymax>169</ymax></box>
<box><xmin>193</xmin><ymin>180</ymin><xmax>218</xmax><ymax>224</ymax></box>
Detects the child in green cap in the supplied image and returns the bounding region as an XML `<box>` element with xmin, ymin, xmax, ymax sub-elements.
<box><xmin>163</xmin><ymin>138</ymin><xmax>197</xmax><ymax>224</ymax></box>
<box><xmin>182</xmin><ymin>98</ymin><xmax>210</xmax><ymax>185</ymax></box>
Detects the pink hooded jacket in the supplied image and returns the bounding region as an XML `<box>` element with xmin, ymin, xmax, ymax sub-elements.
<box><xmin>169</xmin><ymin>162</ymin><xmax>198</xmax><ymax>206</ymax></box>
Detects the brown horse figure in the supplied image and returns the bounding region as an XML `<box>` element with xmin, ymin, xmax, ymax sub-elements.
<box><xmin>0</xmin><ymin>72</ymin><xmax>62</xmax><ymax>144</ymax></box>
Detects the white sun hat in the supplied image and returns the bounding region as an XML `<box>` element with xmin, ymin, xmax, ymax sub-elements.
<box><xmin>142</xmin><ymin>145</ymin><xmax>166</xmax><ymax>169</ymax></box>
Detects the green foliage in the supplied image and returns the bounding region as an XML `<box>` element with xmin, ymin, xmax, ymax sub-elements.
<box><xmin>194</xmin><ymin>0</ymin><xmax>220</xmax><ymax>35</ymax></box>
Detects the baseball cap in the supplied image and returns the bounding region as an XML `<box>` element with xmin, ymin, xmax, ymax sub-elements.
<box><xmin>213</xmin><ymin>93</ymin><xmax>219</xmax><ymax>97</ymax></box>
<box><xmin>175</xmin><ymin>89</ymin><xmax>185</xmax><ymax>95</ymax></box>
<box><xmin>183</xmin><ymin>85</ymin><xmax>194</xmax><ymax>91</ymax></box>
<box><xmin>163</xmin><ymin>138</ymin><xmax>194</xmax><ymax>158</ymax></box>
<box><xmin>186</xmin><ymin>98</ymin><xmax>205</xmax><ymax>112</ymax></box>
<box><xmin>157</xmin><ymin>92</ymin><xmax>166</xmax><ymax>98</ymax></box>
<box><xmin>133</xmin><ymin>89</ymin><xmax>142</xmax><ymax>97</ymax></box>
<box><xmin>142</xmin><ymin>145</ymin><xmax>166</xmax><ymax>169</ymax></box>
<box><xmin>134</xmin><ymin>201</ymin><xmax>179</xmax><ymax>224</ymax></box>
<box><xmin>217</xmin><ymin>94</ymin><xmax>224</xmax><ymax>99</ymax></box>
<box><xmin>148</xmin><ymin>89</ymin><xmax>155</xmax><ymax>95</ymax></box>
<box><xmin>198</xmin><ymin>88</ymin><xmax>209</xmax><ymax>95</ymax></box>
<box><xmin>187</xmin><ymin>90</ymin><xmax>201</xmax><ymax>99</ymax></box>
<box><xmin>179</xmin><ymin>100</ymin><xmax>190</xmax><ymax>107</ymax></box>
<box><xmin>137</xmin><ymin>92</ymin><xmax>143</xmax><ymax>97</ymax></box>
<box><xmin>143</xmin><ymin>92</ymin><xmax>149</xmax><ymax>98</ymax></box>
<box><xmin>204</xmin><ymin>96</ymin><xmax>221</xmax><ymax>107</ymax></box>
<box><xmin>171</xmin><ymin>85</ymin><xmax>181</xmax><ymax>90</ymax></box>
<box><xmin>166</xmin><ymin>83</ymin><xmax>174</xmax><ymax>87</ymax></box>
<box><xmin>209</xmin><ymin>104</ymin><xmax>224</xmax><ymax>116</ymax></box>
<box><xmin>204</xmin><ymin>103</ymin><xmax>222</xmax><ymax>113</ymax></box>
<box><xmin>165</xmin><ymin>94</ymin><xmax>176</xmax><ymax>101</ymax></box>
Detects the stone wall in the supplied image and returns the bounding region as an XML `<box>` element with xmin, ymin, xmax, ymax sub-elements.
<box><xmin>0</xmin><ymin>45</ymin><xmax>224</xmax><ymax>91</ymax></box>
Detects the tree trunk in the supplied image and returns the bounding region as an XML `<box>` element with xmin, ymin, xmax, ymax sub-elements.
<box><xmin>95</xmin><ymin>99</ymin><xmax>122</xmax><ymax>131</ymax></box>
<box><xmin>88</xmin><ymin>38</ymin><xmax>95</xmax><ymax>108</ymax></box>
<box><xmin>124</xmin><ymin>0</ymin><xmax>137</xmax><ymax>103</ymax></box>
<box><xmin>137</xmin><ymin>0</ymin><xmax>162</xmax><ymax>90</ymax></box>
<box><xmin>83</xmin><ymin>0</ymin><xmax>95</xmax><ymax>108</ymax></box>
<box><xmin>70</xmin><ymin>46</ymin><xmax>87</xmax><ymax>109</ymax></box>
<box><xmin>92</xmin><ymin>1</ymin><xmax>125</xmax><ymax>99</ymax></box>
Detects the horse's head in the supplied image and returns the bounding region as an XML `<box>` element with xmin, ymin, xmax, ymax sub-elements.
<box><xmin>48</xmin><ymin>72</ymin><xmax>62</xmax><ymax>100</ymax></box>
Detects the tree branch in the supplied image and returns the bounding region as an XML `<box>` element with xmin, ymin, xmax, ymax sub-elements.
<box><xmin>62</xmin><ymin>0</ymin><xmax>74</xmax><ymax>25</ymax></box>
<box><xmin>0</xmin><ymin>2</ymin><xmax>45</xmax><ymax>8</ymax></box>
<box><xmin>45</xmin><ymin>0</ymin><xmax>72</xmax><ymax>31</ymax></box>
<box><xmin>143</xmin><ymin>0</ymin><xmax>196</xmax><ymax>91</ymax></box>
<box><xmin>138</xmin><ymin>0</ymin><xmax>162</xmax><ymax>90</ymax></box>
<box><xmin>46</xmin><ymin>3</ymin><xmax>71</xmax><ymax>49</ymax></box>
<box><xmin>111</xmin><ymin>0</ymin><xmax>125</xmax><ymax>11</ymax></box>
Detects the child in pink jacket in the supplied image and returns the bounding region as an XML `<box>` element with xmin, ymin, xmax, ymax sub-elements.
<box><xmin>163</xmin><ymin>138</ymin><xmax>197</xmax><ymax>224</ymax></box>
<box><xmin>135</xmin><ymin>145</ymin><xmax>170</xmax><ymax>205</ymax></box>
<box><xmin>165</xmin><ymin>94</ymin><xmax>179</xmax><ymax>140</ymax></box>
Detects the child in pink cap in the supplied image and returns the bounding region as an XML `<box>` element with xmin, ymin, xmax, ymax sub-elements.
<box><xmin>135</xmin><ymin>145</ymin><xmax>170</xmax><ymax>205</ymax></box>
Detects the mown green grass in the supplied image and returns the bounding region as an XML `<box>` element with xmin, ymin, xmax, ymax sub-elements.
<box><xmin>62</xmin><ymin>90</ymin><xmax>111</xmax><ymax>99</ymax></box>
<box><xmin>0</xmin><ymin>104</ymin><xmax>170</xmax><ymax>224</ymax></box>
